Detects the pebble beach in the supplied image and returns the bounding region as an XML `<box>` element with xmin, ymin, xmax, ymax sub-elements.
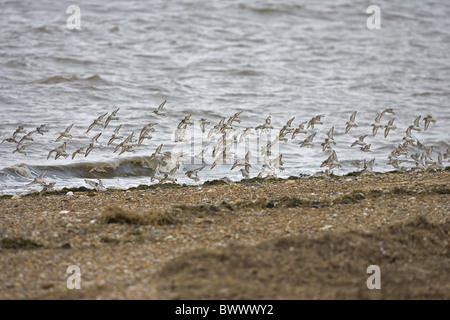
<box><xmin>0</xmin><ymin>169</ymin><xmax>449</xmax><ymax>299</ymax></box>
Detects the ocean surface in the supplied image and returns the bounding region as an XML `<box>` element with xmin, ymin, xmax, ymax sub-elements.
<box><xmin>0</xmin><ymin>0</ymin><xmax>449</xmax><ymax>195</ymax></box>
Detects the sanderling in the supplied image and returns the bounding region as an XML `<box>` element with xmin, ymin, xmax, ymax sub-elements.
<box><xmin>381</xmin><ymin>108</ymin><xmax>394</xmax><ymax>115</ymax></box>
<box><xmin>72</xmin><ymin>147</ymin><xmax>85</xmax><ymax>159</ymax></box>
<box><xmin>406</xmin><ymin>116</ymin><xmax>421</xmax><ymax>135</ymax></box>
<box><xmin>208</xmin><ymin>118</ymin><xmax>225</xmax><ymax>138</ymax></box>
<box><xmin>18</xmin><ymin>131</ymin><xmax>35</xmax><ymax>145</ymax></box>
<box><xmin>352</xmin><ymin>160</ymin><xmax>362</xmax><ymax>169</ymax></box>
<box><xmin>237</xmin><ymin>127</ymin><xmax>254</xmax><ymax>144</ymax></box>
<box><xmin>1</xmin><ymin>137</ymin><xmax>18</xmax><ymax>144</ymax></box>
<box><xmin>199</xmin><ymin>119</ymin><xmax>211</xmax><ymax>133</ymax></box>
<box><xmin>299</xmin><ymin>132</ymin><xmax>316</xmax><ymax>148</ymax></box>
<box><xmin>55</xmin><ymin>123</ymin><xmax>74</xmax><ymax>142</ymax></box>
<box><xmin>104</xmin><ymin>107</ymin><xmax>120</xmax><ymax>128</ymax></box>
<box><xmin>36</xmin><ymin>124</ymin><xmax>49</xmax><ymax>135</ymax></box>
<box><xmin>384</xmin><ymin>118</ymin><xmax>397</xmax><ymax>138</ymax></box>
<box><xmin>153</xmin><ymin>100</ymin><xmax>167</xmax><ymax>116</ymax></box>
<box><xmin>84</xmin><ymin>179</ymin><xmax>106</xmax><ymax>192</ymax></box>
<box><xmin>86</xmin><ymin>112</ymin><xmax>108</xmax><ymax>133</ymax></box>
<box><xmin>423</xmin><ymin>115</ymin><xmax>436</xmax><ymax>131</ymax></box>
<box><xmin>351</xmin><ymin>134</ymin><xmax>368</xmax><ymax>147</ymax></box>
<box><xmin>227</xmin><ymin>111</ymin><xmax>243</xmax><ymax>125</ymax></box>
<box><xmin>371</xmin><ymin>113</ymin><xmax>384</xmax><ymax>136</ymax></box>
<box><xmin>291</xmin><ymin>121</ymin><xmax>308</xmax><ymax>139</ymax></box>
<box><xmin>307</xmin><ymin>114</ymin><xmax>325</xmax><ymax>129</ymax></box>
<box><xmin>345</xmin><ymin>111</ymin><xmax>358</xmax><ymax>133</ymax></box>
<box><xmin>360</xmin><ymin>144</ymin><xmax>372</xmax><ymax>152</ymax></box>
<box><xmin>321</xmin><ymin>150</ymin><xmax>341</xmax><ymax>170</ymax></box>
<box><xmin>231</xmin><ymin>151</ymin><xmax>251</xmax><ymax>171</ymax></box>
<box><xmin>239</xmin><ymin>167</ymin><xmax>250</xmax><ymax>179</ymax></box>
<box><xmin>257</xmin><ymin>163</ymin><xmax>276</xmax><ymax>179</ymax></box>
<box><xmin>255</xmin><ymin>116</ymin><xmax>273</xmax><ymax>132</ymax></box>
<box><xmin>177</xmin><ymin>115</ymin><xmax>193</xmax><ymax>129</ymax></box>
<box><xmin>89</xmin><ymin>165</ymin><xmax>108</xmax><ymax>174</ymax></box>
<box><xmin>185</xmin><ymin>166</ymin><xmax>205</xmax><ymax>182</ymax></box>
<box><xmin>108</xmin><ymin>124</ymin><xmax>124</xmax><ymax>146</ymax></box>
<box><xmin>85</xmin><ymin>141</ymin><xmax>101</xmax><ymax>157</ymax></box>
<box><xmin>47</xmin><ymin>142</ymin><xmax>67</xmax><ymax>160</ymax></box>
<box><xmin>149</xmin><ymin>144</ymin><xmax>163</xmax><ymax>162</ymax></box>
<box><xmin>29</xmin><ymin>171</ymin><xmax>47</xmax><ymax>185</ymax></box>
<box><xmin>444</xmin><ymin>147</ymin><xmax>450</xmax><ymax>160</ymax></box>
<box><xmin>137</xmin><ymin>132</ymin><xmax>153</xmax><ymax>146</ymax></box>
<box><xmin>13</xmin><ymin>125</ymin><xmax>26</xmax><ymax>137</ymax></box>
<box><xmin>39</xmin><ymin>182</ymin><xmax>56</xmax><ymax>196</ymax></box>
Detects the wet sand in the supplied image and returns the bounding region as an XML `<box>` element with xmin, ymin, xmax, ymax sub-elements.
<box><xmin>0</xmin><ymin>170</ymin><xmax>449</xmax><ymax>299</ymax></box>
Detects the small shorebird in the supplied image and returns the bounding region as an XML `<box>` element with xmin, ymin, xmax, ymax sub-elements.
<box><xmin>255</xmin><ymin>116</ymin><xmax>273</xmax><ymax>132</ymax></box>
<box><xmin>89</xmin><ymin>165</ymin><xmax>107</xmax><ymax>174</ymax></box>
<box><xmin>84</xmin><ymin>179</ymin><xmax>106</xmax><ymax>192</ymax></box>
<box><xmin>185</xmin><ymin>166</ymin><xmax>205</xmax><ymax>182</ymax></box>
<box><xmin>104</xmin><ymin>107</ymin><xmax>120</xmax><ymax>128</ymax></box>
<box><xmin>423</xmin><ymin>115</ymin><xmax>436</xmax><ymax>131</ymax></box>
<box><xmin>13</xmin><ymin>144</ymin><xmax>32</xmax><ymax>155</ymax></box>
<box><xmin>381</xmin><ymin>108</ymin><xmax>394</xmax><ymax>115</ymax></box>
<box><xmin>86</xmin><ymin>113</ymin><xmax>108</xmax><ymax>133</ymax></box>
<box><xmin>138</xmin><ymin>127</ymin><xmax>153</xmax><ymax>146</ymax></box>
<box><xmin>159</xmin><ymin>174</ymin><xmax>177</xmax><ymax>184</ymax></box>
<box><xmin>227</xmin><ymin>111</ymin><xmax>243</xmax><ymax>125</ymax></box>
<box><xmin>360</xmin><ymin>144</ymin><xmax>372</xmax><ymax>152</ymax></box>
<box><xmin>384</xmin><ymin>118</ymin><xmax>397</xmax><ymax>138</ymax></box>
<box><xmin>207</xmin><ymin>117</ymin><xmax>225</xmax><ymax>138</ymax></box>
<box><xmin>29</xmin><ymin>171</ymin><xmax>47</xmax><ymax>185</ymax></box>
<box><xmin>231</xmin><ymin>151</ymin><xmax>251</xmax><ymax>171</ymax></box>
<box><xmin>13</xmin><ymin>125</ymin><xmax>26</xmax><ymax>137</ymax></box>
<box><xmin>85</xmin><ymin>141</ymin><xmax>101</xmax><ymax>157</ymax></box>
<box><xmin>1</xmin><ymin>137</ymin><xmax>18</xmax><ymax>144</ymax></box>
<box><xmin>444</xmin><ymin>147</ymin><xmax>450</xmax><ymax>160</ymax></box>
<box><xmin>108</xmin><ymin>124</ymin><xmax>123</xmax><ymax>146</ymax></box>
<box><xmin>39</xmin><ymin>182</ymin><xmax>56</xmax><ymax>196</ymax></box>
<box><xmin>345</xmin><ymin>111</ymin><xmax>358</xmax><ymax>133</ymax></box>
<box><xmin>352</xmin><ymin>160</ymin><xmax>362</xmax><ymax>169</ymax></box>
<box><xmin>36</xmin><ymin>124</ymin><xmax>49</xmax><ymax>135</ymax></box>
<box><xmin>320</xmin><ymin>150</ymin><xmax>341</xmax><ymax>170</ymax></box>
<box><xmin>239</xmin><ymin>167</ymin><xmax>250</xmax><ymax>179</ymax></box>
<box><xmin>299</xmin><ymin>133</ymin><xmax>316</xmax><ymax>148</ymax></box>
<box><xmin>371</xmin><ymin>113</ymin><xmax>384</xmax><ymax>136</ymax></box>
<box><xmin>177</xmin><ymin>115</ymin><xmax>193</xmax><ymax>129</ymax></box>
<box><xmin>55</xmin><ymin>124</ymin><xmax>74</xmax><ymax>142</ymax></box>
<box><xmin>47</xmin><ymin>142</ymin><xmax>67</xmax><ymax>160</ymax></box>
<box><xmin>18</xmin><ymin>131</ymin><xmax>35</xmax><ymax>145</ymax></box>
<box><xmin>406</xmin><ymin>116</ymin><xmax>421</xmax><ymax>135</ymax></box>
<box><xmin>149</xmin><ymin>144</ymin><xmax>163</xmax><ymax>161</ymax></box>
<box><xmin>351</xmin><ymin>134</ymin><xmax>368</xmax><ymax>147</ymax></box>
<box><xmin>72</xmin><ymin>147</ymin><xmax>85</xmax><ymax>159</ymax></box>
<box><xmin>238</xmin><ymin>127</ymin><xmax>254</xmax><ymax>144</ymax></box>
<box><xmin>321</xmin><ymin>127</ymin><xmax>336</xmax><ymax>151</ymax></box>
<box><xmin>199</xmin><ymin>119</ymin><xmax>210</xmax><ymax>133</ymax></box>
<box><xmin>307</xmin><ymin>114</ymin><xmax>325</xmax><ymax>129</ymax></box>
<box><xmin>153</xmin><ymin>100</ymin><xmax>167</xmax><ymax>116</ymax></box>
<box><xmin>279</xmin><ymin>125</ymin><xmax>294</xmax><ymax>140</ymax></box>
<box><xmin>256</xmin><ymin>163</ymin><xmax>276</xmax><ymax>179</ymax></box>
<box><xmin>291</xmin><ymin>121</ymin><xmax>308</xmax><ymax>139</ymax></box>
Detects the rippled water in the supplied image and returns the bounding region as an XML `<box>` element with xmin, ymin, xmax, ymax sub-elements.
<box><xmin>0</xmin><ymin>0</ymin><xmax>449</xmax><ymax>195</ymax></box>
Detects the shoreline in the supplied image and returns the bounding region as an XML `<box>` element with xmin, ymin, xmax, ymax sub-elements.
<box><xmin>2</xmin><ymin>167</ymin><xmax>449</xmax><ymax>199</ymax></box>
<box><xmin>0</xmin><ymin>170</ymin><xmax>449</xmax><ymax>299</ymax></box>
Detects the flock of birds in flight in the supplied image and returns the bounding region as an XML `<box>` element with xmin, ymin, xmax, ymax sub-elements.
<box><xmin>1</xmin><ymin>100</ymin><xmax>449</xmax><ymax>194</ymax></box>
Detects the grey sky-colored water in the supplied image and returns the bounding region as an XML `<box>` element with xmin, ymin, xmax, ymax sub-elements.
<box><xmin>0</xmin><ymin>0</ymin><xmax>449</xmax><ymax>194</ymax></box>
